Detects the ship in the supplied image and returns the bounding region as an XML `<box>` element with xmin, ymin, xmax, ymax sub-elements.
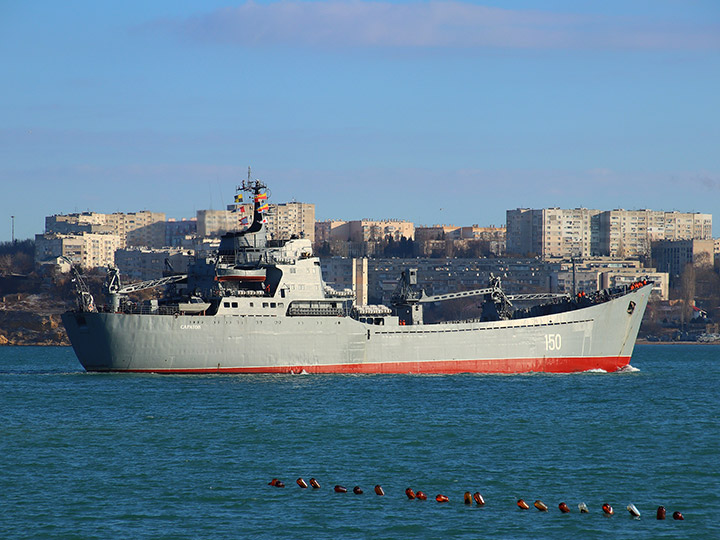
<box><xmin>62</xmin><ymin>178</ymin><xmax>652</xmax><ymax>374</ymax></box>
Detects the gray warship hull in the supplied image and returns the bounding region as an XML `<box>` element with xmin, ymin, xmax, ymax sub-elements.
<box><xmin>62</xmin><ymin>283</ymin><xmax>650</xmax><ymax>374</ymax></box>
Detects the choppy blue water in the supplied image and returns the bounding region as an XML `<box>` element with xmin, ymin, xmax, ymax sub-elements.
<box><xmin>1</xmin><ymin>345</ymin><xmax>718</xmax><ymax>539</ymax></box>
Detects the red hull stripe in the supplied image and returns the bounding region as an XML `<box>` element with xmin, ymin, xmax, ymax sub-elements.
<box><xmin>215</xmin><ymin>275</ymin><xmax>266</xmax><ymax>282</ymax></box>
<box><xmin>103</xmin><ymin>356</ymin><xmax>631</xmax><ymax>374</ymax></box>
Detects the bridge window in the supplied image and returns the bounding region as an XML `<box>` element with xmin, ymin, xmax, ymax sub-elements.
<box><xmin>232</xmin><ymin>302</ymin><xmax>238</xmax><ymax>308</ymax></box>
<box><xmin>224</xmin><ymin>302</ymin><xmax>230</xmax><ymax>308</ymax></box>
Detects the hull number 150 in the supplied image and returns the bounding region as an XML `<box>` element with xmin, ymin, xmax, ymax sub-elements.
<box><xmin>545</xmin><ymin>334</ymin><xmax>562</xmax><ymax>351</ymax></box>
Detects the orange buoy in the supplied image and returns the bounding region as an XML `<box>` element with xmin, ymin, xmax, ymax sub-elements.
<box><xmin>464</xmin><ymin>492</ymin><xmax>472</xmax><ymax>505</ymax></box>
<box><xmin>275</xmin><ymin>481</ymin><xmax>285</xmax><ymax>488</ymax></box>
<box><xmin>405</xmin><ymin>488</ymin><xmax>416</xmax><ymax>500</ymax></box>
<box><xmin>334</xmin><ymin>485</ymin><xmax>347</xmax><ymax>493</ymax></box>
<box><xmin>309</xmin><ymin>478</ymin><xmax>321</xmax><ymax>489</ymax></box>
<box><xmin>657</xmin><ymin>506</ymin><xmax>666</xmax><ymax>520</ymax></box>
<box><xmin>268</xmin><ymin>478</ymin><xmax>279</xmax><ymax>486</ymax></box>
<box><xmin>436</xmin><ymin>494</ymin><xmax>449</xmax><ymax>503</ymax></box>
<box><xmin>602</xmin><ymin>503</ymin><xmax>614</xmax><ymax>516</ymax></box>
<box><xmin>416</xmin><ymin>491</ymin><xmax>427</xmax><ymax>501</ymax></box>
<box><xmin>578</xmin><ymin>502</ymin><xmax>589</xmax><ymax>513</ymax></box>
<box><xmin>473</xmin><ymin>492</ymin><xmax>485</xmax><ymax>506</ymax></box>
<box><xmin>517</xmin><ymin>499</ymin><xmax>530</xmax><ymax>510</ymax></box>
<box><xmin>534</xmin><ymin>500</ymin><xmax>548</xmax><ymax>512</ymax></box>
<box><xmin>353</xmin><ymin>486</ymin><xmax>363</xmax><ymax>494</ymax></box>
<box><xmin>374</xmin><ymin>485</ymin><xmax>385</xmax><ymax>496</ymax></box>
<box><xmin>296</xmin><ymin>478</ymin><xmax>308</xmax><ymax>489</ymax></box>
<box><xmin>558</xmin><ymin>502</ymin><xmax>570</xmax><ymax>513</ymax></box>
<box><xmin>627</xmin><ymin>503</ymin><xmax>641</xmax><ymax>518</ymax></box>
<box><xmin>672</xmin><ymin>511</ymin><xmax>684</xmax><ymax>520</ymax></box>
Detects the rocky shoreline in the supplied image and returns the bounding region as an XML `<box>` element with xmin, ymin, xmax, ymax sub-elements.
<box><xmin>0</xmin><ymin>311</ymin><xmax>70</xmax><ymax>346</ymax></box>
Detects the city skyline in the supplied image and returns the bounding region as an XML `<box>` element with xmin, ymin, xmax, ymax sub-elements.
<box><xmin>2</xmin><ymin>0</ymin><xmax>719</xmax><ymax>242</ymax></box>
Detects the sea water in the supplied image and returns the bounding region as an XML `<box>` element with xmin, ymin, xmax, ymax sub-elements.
<box><xmin>0</xmin><ymin>345</ymin><xmax>718</xmax><ymax>539</ymax></box>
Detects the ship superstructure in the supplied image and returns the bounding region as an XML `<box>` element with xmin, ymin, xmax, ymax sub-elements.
<box><xmin>62</xmin><ymin>178</ymin><xmax>652</xmax><ymax>374</ymax></box>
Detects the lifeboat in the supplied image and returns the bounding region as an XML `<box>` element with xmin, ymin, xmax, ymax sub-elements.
<box><xmin>215</xmin><ymin>267</ymin><xmax>266</xmax><ymax>282</ymax></box>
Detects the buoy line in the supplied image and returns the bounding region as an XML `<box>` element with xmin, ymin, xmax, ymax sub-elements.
<box><xmin>276</xmin><ymin>479</ymin><xmax>685</xmax><ymax>520</ymax></box>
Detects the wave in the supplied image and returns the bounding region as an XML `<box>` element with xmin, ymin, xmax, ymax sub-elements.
<box><xmin>616</xmin><ymin>364</ymin><xmax>641</xmax><ymax>373</ymax></box>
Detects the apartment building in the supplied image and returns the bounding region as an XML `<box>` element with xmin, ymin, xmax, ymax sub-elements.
<box><xmin>45</xmin><ymin>211</ymin><xmax>166</xmax><ymax>248</ymax></box>
<box><xmin>506</xmin><ymin>208</ymin><xmax>601</xmax><ymax>258</ymax></box>
<box><xmin>507</xmin><ymin>208</ymin><xmax>712</xmax><ymax>259</ymax></box>
<box><xmin>265</xmin><ymin>202</ymin><xmax>315</xmax><ymax>243</ymax></box>
<box><xmin>35</xmin><ymin>232</ymin><xmax>122</xmax><ymax>269</ymax></box>
<box><xmin>652</xmin><ymin>239</ymin><xmax>715</xmax><ymax>280</ymax></box>
<box><xmin>198</xmin><ymin>202</ymin><xmax>314</xmax><ymax>242</ymax></box>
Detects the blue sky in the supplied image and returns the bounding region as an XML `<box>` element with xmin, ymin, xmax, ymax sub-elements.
<box><xmin>2</xmin><ymin>0</ymin><xmax>719</xmax><ymax>242</ymax></box>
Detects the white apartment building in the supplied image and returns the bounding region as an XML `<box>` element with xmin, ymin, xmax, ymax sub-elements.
<box><xmin>506</xmin><ymin>208</ymin><xmax>601</xmax><ymax>258</ymax></box>
<box><xmin>507</xmin><ymin>208</ymin><xmax>712</xmax><ymax>259</ymax></box>
<box><xmin>35</xmin><ymin>232</ymin><xmax>122</xmax><ymax>269</ymax></box>
<box><xmin>197</xmin><ymin>202</ymin><xmax>314</xmax><ymax>242</ymax></box>
<box><xmin>265</xmin><ymin>202</ymin><xmax>315</xmax><ymax>242</ymax></box>
<box><xmin>45</xmin><ymin>211</ymin><xmax>166</xmax><ymax>248</ymax></box>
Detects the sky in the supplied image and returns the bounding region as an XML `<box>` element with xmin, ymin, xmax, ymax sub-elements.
<box><xmin>1</xmin><ymin>0</ymin><xmax>719</xmax><ymax>242</ymax></box>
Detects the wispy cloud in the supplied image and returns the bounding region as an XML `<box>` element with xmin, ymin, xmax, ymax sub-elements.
<box><xmin>143</xmin><ymin>1</ymin><xmax>720</xmax><ymax>50</ymax></box>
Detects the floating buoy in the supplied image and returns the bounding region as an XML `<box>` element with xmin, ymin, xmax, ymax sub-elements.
<box><xmin>673</xmin><ymin>511</ymin><xmax>684</xmax><ymax>520</ymax></box>
<box><xmin>309</xmin><ymin>478</ymin><xmax>321</xmax><ymax>489</ymax></box>
<box><xmin>268</xmin><ymin>478</ymin><xmax>280</xmax><ymax>486</ymax></box>
<box><xmin>602</xmin><ymin>503</ymin><xmax>614</xmax><ymax>516</ymax></box>
<box><xmin>275</xmin><ymin>481</ymin><xmax>285</xmax><ymax>488</ymax></box>
<box><xmin>473</xmin><ymin>492</ymin><xmax>485</xmax><ymax>506</ymax></box>
<box><xmin>334</xmin><ymin>485</ymin><xmax>347</xmax><ymax>493</ymax></box>
<box><xmin>578</xmin><ymin>502</ymin><xmax>589</xmax><ymax>513</ymax></box>
<box><xmin>416</xmin><ymin>491</ymin><xmax>427</xmax><ymax>501</ymax></box>
<box><xmin>534</xmin><ymin>500</ymin><xmax>548</xmax><ymax>512</ymax></box>
<box><xmin>627</xmin><ymin>503</ymin><xmax>641</xmax><ymax>518</ymax></box>
<box><xmin>353</xmin><ymin>486</ymin><xmax>363</xmax><ymax>495</ymax></box>
<box><xmin>464</xmin><ymin>492</ymin><xmax>472</xmax><ymax>505</ymax></box>
<box><xmin>517</xmin><ymin>499</ymin><xmax>530</xmax><ymax>510</ymax></box>
<box><xmin>405</xmin><ymin>488</ymin><xmax>416</xmax><ymax>500</ymax></box>
<box><xmin>374</xmin><ymin>485</ymin><xmax>385</xmax><ymax>496</ymax></box>
<box><xmin>436</xmin><ymin>494</ymin><xmax>449</xmax><ymax>503</ymax></box>
<box><xmin>558</xmin><ymin>502</ymin><xmax>570</xmax><ymax>513</ymax></box>
<box><xmin>657</xmin><ymin>506</ymin><xmax>666</xmax><ymax>520</ymax></box>
<box><xmin>296</xmin><ymin>478</ymin><xmax>308</xmax><ymax>489</ymax></box>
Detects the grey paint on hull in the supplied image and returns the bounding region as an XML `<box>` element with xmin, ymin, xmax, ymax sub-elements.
<box><xmin>62</xmin><ymin>285</ymin><xmax>651</xmax><ymax>373</ymax></box>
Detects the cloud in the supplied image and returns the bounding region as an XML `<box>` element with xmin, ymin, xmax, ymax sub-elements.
<box><xmin>144</xmin><ymin>1</ymin><xmax>720</xmax><ymax>51</ymax></box>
